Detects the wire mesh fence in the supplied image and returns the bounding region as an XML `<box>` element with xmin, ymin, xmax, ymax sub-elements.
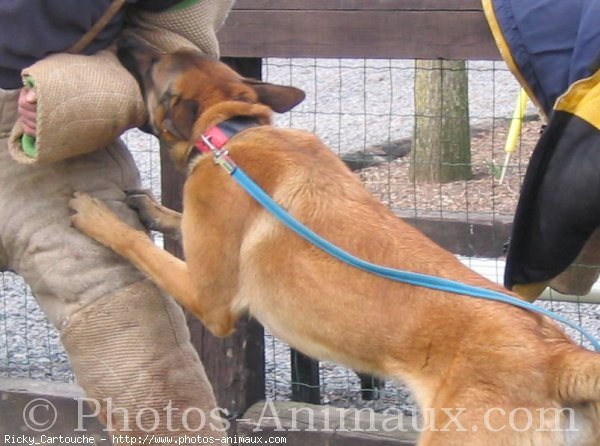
<box><xmin>1</xmin><ymin>58</ymin><xmax>598</xmax><ymax>416</ymax></box>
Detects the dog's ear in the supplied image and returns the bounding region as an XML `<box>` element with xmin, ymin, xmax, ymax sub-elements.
<box><xmin>242</xmin><ymin>79</ymin><xmax>305</xmax><ymax>113</ymax></box>
<box><xmin>163</xmin><ymin>97</ymin><xmax>199</xmax><ymax>141</ymax></box>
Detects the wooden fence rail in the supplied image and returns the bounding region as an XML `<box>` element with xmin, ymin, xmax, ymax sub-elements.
<box><xmin>218</xmin><ymin>0</ymin><xmax>501</xmax><ymax>60</ymax></box>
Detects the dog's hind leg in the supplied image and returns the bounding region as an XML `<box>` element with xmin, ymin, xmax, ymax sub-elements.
<box><xmin>126</xmin><ymin>189</ymin><xmax>182</xmax><ymax>240</ymax></box>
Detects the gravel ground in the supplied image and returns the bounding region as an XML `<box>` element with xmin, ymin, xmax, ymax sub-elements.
<box><xmin>1</xmin><ymin>59</ymin><xmax>599</xmax><ymax>414</ymax></box>
<box><xmin>358</xmin><ymin>119</ymin><xmax>539</xmax><ymax>217</ymax></box>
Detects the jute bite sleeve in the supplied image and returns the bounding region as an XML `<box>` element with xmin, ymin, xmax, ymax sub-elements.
<box><xmin>8</xmin><ymin>0</ymin><xmax>234</xmax><ymax>165</ymax></box>
<box><xmin>8</xmin><ymin>48</ymin><xmax>147</xmax><ymax>165</ymax></box>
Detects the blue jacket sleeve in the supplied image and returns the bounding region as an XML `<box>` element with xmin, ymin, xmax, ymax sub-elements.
<box><xmin>0</xmin><ymin>0</ymin><xmax>181</xmax><ymax>89</ymax></box>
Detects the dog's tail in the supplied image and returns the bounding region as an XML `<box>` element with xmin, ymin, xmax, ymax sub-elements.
<box><xmin>555</xmin><ymin>348</ymin><xmax>600</xmax><ymax>404</ymax></box>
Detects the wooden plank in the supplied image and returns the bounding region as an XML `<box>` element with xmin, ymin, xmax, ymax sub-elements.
<box><xmin>396</xmin><ymin>210</ymin><xmax>513</xmax><ymax>258</ymax></box>
<box><xmin>358</xmin><ymin>373</ymin><xmax>385</xmax><ymax>401</ymax></box>
<box><xmin>186</xmin><ymin>314</ymin><xmax>265</xmax><ymax>419</ymax></box>
<box><xmin>291</xmin><ymin>350</ymin><xmax>321</xmax><ymax>404</ymax></box>
<box><xmin>0</xmin><ymin>378</ymin><xmax>110</xmax><ymax>445</ymax></box>
<box><xmin>233</xmin><ymin>0</ymin><xmax>483</xmax><ymax>11</ymax></box>
<box><xmin>219</xmin><ymin>10</ymin><xmax>499</xmax><ymax>60</ymax></box>
<box><xmin>238</xmin><ymin>401</ymin><xmax>419</xmax><ymax>445</ymax></box>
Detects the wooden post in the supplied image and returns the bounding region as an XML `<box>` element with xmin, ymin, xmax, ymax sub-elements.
<box><xmin>358</xmin><ymin>373</ymin><xmax>385</xmax><ymax>401</ymax></box>
<box><xmin>160</xmin><ymin>57</ymin><xmax>266</xmax><ymax>426</ymax></box>
<box><xmin>291</xmin><ymin>350</ymin><xmax>320</xmax><ymax>404</ymax></box>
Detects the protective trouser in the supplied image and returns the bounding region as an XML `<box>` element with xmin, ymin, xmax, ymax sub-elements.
<box><xmin>0</xmin><ymin>87</ymin><xmax>226</xmax><ymax>444</ymax></box>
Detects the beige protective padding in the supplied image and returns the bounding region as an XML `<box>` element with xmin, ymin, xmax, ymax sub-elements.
<box><xmin>1</xmin><ymin>88</ymin><xmax>226</xmax><ymax>442</ymax></box>
<box><xmin>7</xmin><ymin>0</ymin><xmax>234</xmax><ymax>166</ymax></box>
<box><xmin>0</xmin><ymin>135</ymin><xmax>148</xmax><ymax>328</ymax></box>
<box><xmin>61</xmin><ymin>280</ymin><xmax>227</xmax><ymax>441</ymax></box>
<box><xmin>1</xmin><ymin>89</ymin><xmax>150</xmax><ymax>329</ymax></box>
<box><xmin>549</xmin><ymin>228</ymin><xmax>600</xmax><ymax>296</ymax></box>
<box><xmin>8</xmin><ymin>49</ymin><xmax>147</xmax><ymax>165</ymax></box>
<box><xmin>127</xmin><ymin>0</ymin><xmax>235</xmax><ymax>58</ymax></box>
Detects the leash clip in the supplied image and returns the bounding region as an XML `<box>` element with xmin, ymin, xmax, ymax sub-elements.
<box><xmin>200</xmin><ymin>134</ymin><xmax>238</xmax><ymax>174</ymax></box>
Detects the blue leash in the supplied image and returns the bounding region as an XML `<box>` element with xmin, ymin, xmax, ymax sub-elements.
<box><xmin>204</xmin><ymin>137</ymin><xmax>600</xmax><ymax>352</ymax></box>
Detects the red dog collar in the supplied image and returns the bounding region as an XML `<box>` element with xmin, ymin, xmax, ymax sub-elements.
<box><xmin>194</xmin><ymin>116</ymin><xmax>260</xmax><ymax>155</ymax></box>
<box><xmin>195</xmin><ymin>126</ymin><xmax>230</xmax><ymax>155</ymax></box>
<box><xmin>190</xmin><ymin>117</ymin><xmax>260</xmax><ymax>173</ymax></box>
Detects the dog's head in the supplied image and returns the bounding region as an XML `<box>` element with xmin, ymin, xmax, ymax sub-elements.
<box><xmin>117</xmin><ymin>36</ymin><xmax>305</xmax><ymax>148</ymax></box>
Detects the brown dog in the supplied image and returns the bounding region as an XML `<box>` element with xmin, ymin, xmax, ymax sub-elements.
<box><xmin>69</xmin><ymin>37</ymin><xmax>600</xmax><ymax>445</ymax></box>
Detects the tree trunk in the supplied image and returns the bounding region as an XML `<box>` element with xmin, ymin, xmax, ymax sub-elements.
<box><xmin>411</xmin><ymin>59</ymin><xmax>472</xmax><ymax>183</ymax></box>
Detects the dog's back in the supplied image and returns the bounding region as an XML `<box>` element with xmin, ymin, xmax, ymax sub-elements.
<box><xmin>216</xmin><ymin>126</ymin><xmax>600</xmax><ymax>445</ymax></box>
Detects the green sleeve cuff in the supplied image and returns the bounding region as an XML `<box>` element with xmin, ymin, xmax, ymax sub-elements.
<box><xmin>21</xmin><ymin>134</ymin><xmax>38</xmax><ymax>158</ymax></box>
<box><xmin>21</xmin><ymin>76</ymin><xmax>37</xmax><ymax>158</ymax></box>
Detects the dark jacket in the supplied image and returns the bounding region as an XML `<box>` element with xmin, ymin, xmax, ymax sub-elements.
<box><xmin>483</xmin><ymin>0</ymin><xmax>600</xmax><ymax>293</ymax></box>
<box><xmin>0</xmin><ymin>0</ymin><xmax>181</xmax><ymax>89</ymax></box>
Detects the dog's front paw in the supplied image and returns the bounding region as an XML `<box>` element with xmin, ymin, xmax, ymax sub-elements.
<box><xmin>126</xmin><ymin>189</ymin><xmax>182</xmax><ymax>239</ymax></box>
<box><xmin>125</xmin><ymin>188</ymin><xmax>158</xmax><ymax>210</ymax></box>
<box><xmin>69</xmin><ymin>192</ymin><xmax>123</xmax><ymax>245</ymax></box>
<box><xmin>126</xmin><ymin>189</ymin><xmax>163</xmax><ymax>231</ymax></box>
